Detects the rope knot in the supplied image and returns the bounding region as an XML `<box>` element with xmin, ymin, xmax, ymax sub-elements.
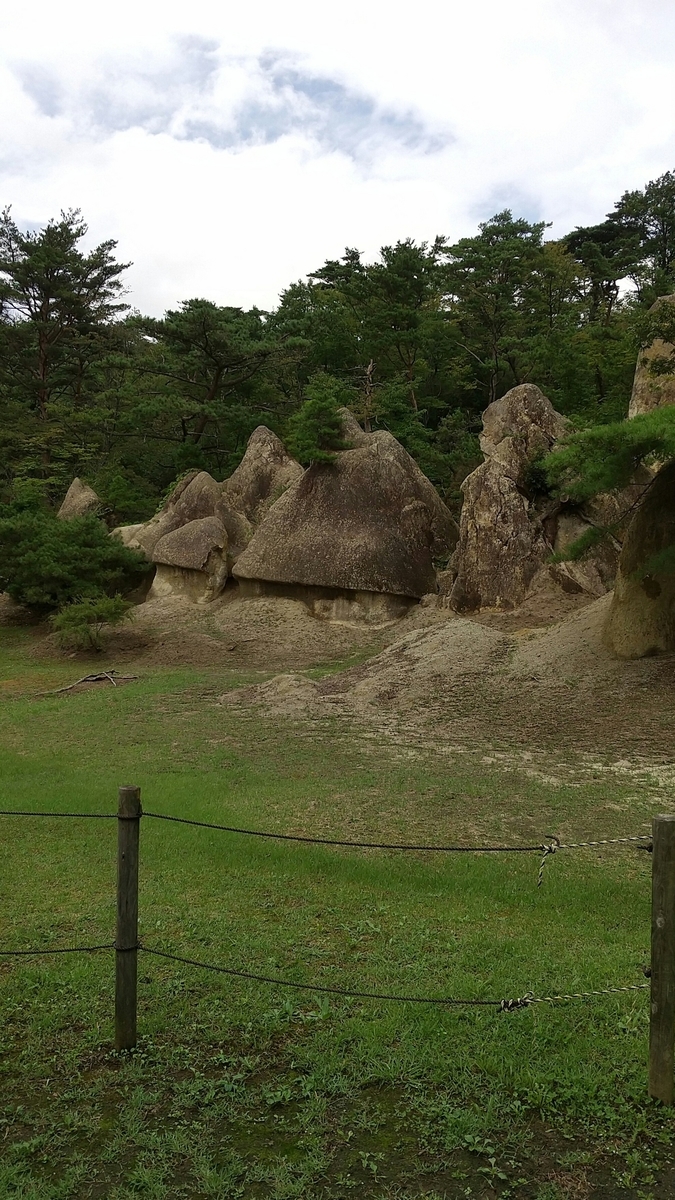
<box><xmin>499</xmin><ymin>992</ymin><xmax>534</xmax><ymax>1013</ymax></box>
<box><xmin>537</xmin><ymin>836</ymin><xmax>561</xmax><ymax>887</ymax></box>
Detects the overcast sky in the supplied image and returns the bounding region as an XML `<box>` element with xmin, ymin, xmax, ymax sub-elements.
<box><xmin>2</xmin><ymin>0</ymin><xmax>675</xmax><ymax>315</ymax></box>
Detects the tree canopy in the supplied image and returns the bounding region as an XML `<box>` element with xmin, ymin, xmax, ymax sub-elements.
<box><xmin>3</xmin><ymin>170</ymin><xmax>675</xmax><ymax>524</ymax></box>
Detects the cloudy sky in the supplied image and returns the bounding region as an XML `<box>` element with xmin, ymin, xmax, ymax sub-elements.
<box><xmin>2</xmin><ymin>0</ymin><xmax>675</xmax><ymax>315</ymax></box>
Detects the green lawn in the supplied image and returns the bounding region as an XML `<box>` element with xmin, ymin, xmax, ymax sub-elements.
<box><xmin>0</xmin><ymin>625</ymin><xmax>673</xmax><ymax>1199</ymax></box>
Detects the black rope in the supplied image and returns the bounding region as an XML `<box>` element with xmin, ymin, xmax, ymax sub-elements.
<box><xmin>138</xmin><ymin>944</ymin><xmax>500</xmax><ymax>1004</ymax></box>
<box><xmin>142</xmin><ymin>811</ymin><xmax>545</xmax><ymax>852</ymax></box>
<box><xmin>0</xmin><ymin>942</ymin><xmax>115</xmax><ymax>956</ymax></box>
<box><xmin>139</xmin><ymin>945</ymin><xmax>650</xmax><ymax>1012</ymax></box>
<box><xmin>0</xmin><ymin>810</ymin><xmax>117</xmax><ymax>819</ymax></box>
<box><xmin>0</xmin><ymin>939</ymin><xmax>649</xmax><ymax>1014</ymax></box>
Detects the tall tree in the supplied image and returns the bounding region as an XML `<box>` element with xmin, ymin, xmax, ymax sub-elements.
<box><xmin>0</xmin><ymin>208</ymin><xmax>128</xmax><ymax>420</ymax></box>
<box><xmin>443</xmin><ymin>211</ymin><xmax>549</xmax><ymax>405</ymax></box>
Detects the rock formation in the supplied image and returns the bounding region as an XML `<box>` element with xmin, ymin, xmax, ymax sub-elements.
<box><xmin>604</xmin><ymin>460</ymin><xmax>675</xmax><ymax>657</ymax></box>
<box><xmin>151</xmin><ymin>515</ymin><xmax>229</xmax><ymax>604</ymax></box>
<box><xmin>57</xmin><ymin>478</ymin><xmax>101</xmax><ymax>520</ymax></box>
<box><xmin>233</xmin><ymin>413</ymin><xmax>457</xmax><ymax>617</ymax></box>
<box><xmin>449</xmin><ymin>386</ymin><xmax>567</xmax><ymax>610</ymax></box>
<box><xmin>112</xmin><ymin>427</ymin><xmax>303</xmax><ymax>603</ymax></box>
<box><xmin>448</xmin><ymin>384</ymin><xmax>646</xmax><ymax>613</ymax></box>
<box><xmin>629</xmin><ymin>294</ymin><xmax>675</xmax><ymax>418</ymax></box>
<box><xmin>219</xmin><ymin>426</ymin><xmax>304</xmax><ymax>526</ymax></box>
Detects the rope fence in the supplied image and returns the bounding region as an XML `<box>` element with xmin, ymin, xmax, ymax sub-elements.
<box><xmin>0</xmin><ymin>939</ymin><xmax>651</xmax><ymax>1012</ymax></box>
<box><xmin>0</xmin><ymin>791</ymin><xmax>672</xmax><ymax>1103</ymax></box>
<box><xmin>0</xmin><ymin>807</ymin><xmax>653</xmax><ymax>890</ymax></box>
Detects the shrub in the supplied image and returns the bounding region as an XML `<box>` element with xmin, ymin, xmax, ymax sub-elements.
<box><xmin>286</xmin><ymin>373</ymin><xmax>352</xmax><ymax>466</ymax></box>
<box><xmin>0</xmin><ymin>508</ymin><xmax>149</xmax><ymax>611</ymax></box>
<box><xmin>50</xmin><ymin>596</ymin><xmax>132</xmax><ymax>651</ymax></box>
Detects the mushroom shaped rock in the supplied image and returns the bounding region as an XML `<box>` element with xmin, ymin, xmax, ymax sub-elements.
<box><xmin>150</xmin><ymin>515</ymin><xmax>229</xmax><ymax>603</ymax></box>
<box><xmin>233</xmin><ymin>428</ymin><xmax>457</xmax><ymax>602</ymax></box>
<box><xmin>132</xmin><ymin>471</ymin><xmax>222</xmax><ymax>558</ymax></box>
<box><xmin>604</xmin><ymin>459</ymin><xmax>675</xmax><ymax>657</ymax></box>
<box><xmin>220</xmin><ymin>427</ymin><xmax>304</xmax><ymax>527</ymax></box>
<box><xmin>57</xmin><ymin>478</ymin><xmax>101</xmax><ymax>520</ymax></box>
<box><xmin>629</xmin><ymin>294</ymin><xmax>675</xmax><ymax>418</ymax></box>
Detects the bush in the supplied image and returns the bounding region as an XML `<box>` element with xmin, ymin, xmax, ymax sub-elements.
<box><xmin>286</xmin><ymin>373</ymin><xmax>352</xmax><ymax>466</ymax></box>
<box><xmin>50</xmin><ymin>596</ymin><xmax>132</xmax><ymax>651</ymax></box>
<box><xmin>0</xmin><ymin>508</ymin><xmax>149</xmax><ymax>611</ymax></box>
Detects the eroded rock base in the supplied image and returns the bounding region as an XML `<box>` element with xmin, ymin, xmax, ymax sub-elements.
<box><xmin>236</xmin><ymin>579</ymin><xmax>417</xmax><ymax>623</ymax></box>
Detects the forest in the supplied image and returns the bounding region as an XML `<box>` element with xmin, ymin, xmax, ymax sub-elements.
<box><xmin>2</xmin><ymin>169</ymin><xmax>675</xmax><ymax>525</ymax></box>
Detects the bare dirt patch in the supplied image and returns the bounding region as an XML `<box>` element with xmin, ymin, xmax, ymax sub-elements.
<box><xmin>224</xmin><ymin>594</ymin><xmax>675</xmax><ymax>761</ymax></box>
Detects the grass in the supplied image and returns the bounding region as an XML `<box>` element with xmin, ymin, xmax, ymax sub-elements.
<box><xmin>0</xmin><ymin>624</ymin><xmax>674</xmax><ymax>1198</ymax></box>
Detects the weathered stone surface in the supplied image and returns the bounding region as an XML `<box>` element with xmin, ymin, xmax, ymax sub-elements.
<box><xmin>450</xmin><ymin>459</ymin><xmax>550</xmax><ymax>610</ymax></box>
<box><xmin>128</xmin><ymin>471</ymin><xmax>222</xmax><ymax>558</ymax></box>
<box><xmin>234</xmin><ymin>426</ymin><xmax>457</xmax><ymax>599</ymax></box>
<box><xmin>112</xmin><ymin>522</ymin><xmax>146</xmax><ymax>549</ymax></box>
<box><xmin>479</xmin><ymin>384</ymin><xmax>568</xmax><ymax>484</ymax></box>
<box><xmin>448</xmin><ymin>384</ymin><xmax>650</xmax><ymax>612</ymax></box>
<box><xmin>450</xmin><ymin>386</ymin><xmax>566</xmax><ymax>611</ymax></box>
<box><xmin>629</xmin><ymin>294</ymin><xmax>675</xmax><ymax>418</ymax></box>
<box><xmin>220</xmin><ymin>426</ymin><xmax>304</xmax><ymax>527</ymax></box>
<box><xmin>57</xmin><ymin>478</ymin><xmax>101</xmax><ymax>520</ymax></box>
<box><xmin>150</xmin><ymin>516</ymin><xmax>229</xmax><ymax>603</ymax></box>
<box><xmin>337</xmin><ymin>407</ymin><xmax>371</xmax><ymax>449</ymax></box>
<box><xmin>152</xmin><ymin>515</ymin><xmax>227</xmax><ymax>571</ymax></box>
<box><xmin>604</xmin><ymin>460</ymin><xmax>675</xmax><ymax>657</ymax></box>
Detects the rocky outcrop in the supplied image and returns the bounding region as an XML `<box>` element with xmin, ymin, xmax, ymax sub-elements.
<box><xmin>448</xmin><ymin>384</ymin><xmax>648</xmax><ymax>612</ymax></box>
<box><xmin>604</xmin><ymin>461</ymin><xmax>675</xmax><ymax>657</ymax></box>
<box><xmin>150</xmin><ymin>515</ymin><xmax>229</xmax><ymax>604</ymax></box>
<box><xmin>629</xmin><ymin>294</ymin><xmax>675</xmax><ymax>418</ymax></box>
<box><xmin>112</xmin><ymin>427</ymin><xmax>303</xmax><ymax>601</ymax></box>
<box><xmin>450</xmin><ymin>386</ymin><xmax>567</xmax><ymax>611</ymax></box>
<box><xmin>234</xmin><ymin>419</ymin><xmax>457</xmax><ymax>605</ymax></box>
<box><xmin>127</xmin><ymin>470</ymin><xmax>223</xmax><ymax>558</ymax></box>
<box><xmin>219</xmin><ymin>427</ymin><xmax>304</xmax><ymax>527</ymax></box>
<box><xmin>57</xmin><ymin>478</ymin><xmax>101</xmax><ymax>520</ymax></box>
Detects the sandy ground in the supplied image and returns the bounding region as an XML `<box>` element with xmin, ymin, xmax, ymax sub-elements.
<box><xmin>219</xmin><ymin>593</ymin><xmax>675</xmax><ymax>759</ymax></box>
<box><xmin>8</xmin><ymin>583</ymin><xmax>674</xmax><ymax>761</ymax></box>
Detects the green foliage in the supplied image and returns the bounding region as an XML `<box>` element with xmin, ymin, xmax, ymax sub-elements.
<box><xmin>286</xmin><ymin>373</ymin><xmax>352</xmax><ymax>465</ymax></box>
<box><xmin>550</xmin><ymin>526</ymin><xmax>606</xmax><ymax>564</ymax></box>
<box><xmin>49</xmin><ymin>594</ymin><xmax>132</xmax><ymax>651</ymax></box>
<box><xmin>0</xmin><ymin>505</ymin><xmax>149</xmax><ymax>610</ymax></box>
<box><xmin>2</xmin><ymin>172</ymin><xmax>675</xmax><ymax>519</ymax></box>
<box><xmin>545</xmin><ymin>407</ymin><xmax>675</xmax><ymax>500</ymax></box>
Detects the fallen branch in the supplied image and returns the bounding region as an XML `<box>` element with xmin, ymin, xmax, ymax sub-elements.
<box><xmin>34</xmin><ymin>671</ymin><xmax>138</xmax><ymax>697</ymax></box>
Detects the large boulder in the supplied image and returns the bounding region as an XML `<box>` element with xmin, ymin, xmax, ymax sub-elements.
<box><xmin>450</xmin><ymin>386</ymin><xmax>567</xmax><ymax>610</ymax></box>
<box><xmin>57</xmin><ymin>478</ymin><xmax>101</xmax><ymax>520</ymax></box>
<box><xmin>629</xmin><ymin>294</ymin><xmax>675</xmax><ymax>418</ymax></box>
<box><xmin>479</xmin><ymin>384</ymin><xmax>568</xmax><ymax>482</ymax></box>
<box><xmin>233</xmin><ymin>421</ymin><xmax>457</xmax><ymax>602</ymax></box>
<box><xmin>219</xmin><ymin>426</ymin><xmax>304</xmax><ymax>526</ymax></box>
<box><xmin>130</xmin><ymin>471</ymin><xmax>222</xmax><ymax>558</ymax></box>
<box><xmin>448</xmin><ymin>384</ymin><xmax>651</xmax><ymax>612</ymax></box>
<box><xmin>113</xmin><ymin>428</ymin><xmax>302</xmax><ymax>568</ymax></box>
<box><xmin>150</xmin><ymin>516</ymin><xmax>229</xmax><ymax>603</ymax></box>
<box><xmin>604</xmin><ymin>460</ymin><xmax>675</xmax><ymax>657</ymax></box>
<box><xmin>450</xmin><ymin>457</ymin><xmax>551</xmax><ymax>611</ymax></box>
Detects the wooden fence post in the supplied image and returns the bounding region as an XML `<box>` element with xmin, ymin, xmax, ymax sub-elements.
<box><xmin>649</xmin><ymin>813</ymin><xmax>675</xmax><ymax>1104</ymax></box>
<box><xmin>115</xmin><ymin>785</ymin><xmax>141</xmax><ymax>1051</ymax></box>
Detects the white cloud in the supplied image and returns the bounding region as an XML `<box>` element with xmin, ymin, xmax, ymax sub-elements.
<box><xmin>2</xmin><ymin>0</ymin><xmax>675</xmax><ymax>314</ymax></box>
